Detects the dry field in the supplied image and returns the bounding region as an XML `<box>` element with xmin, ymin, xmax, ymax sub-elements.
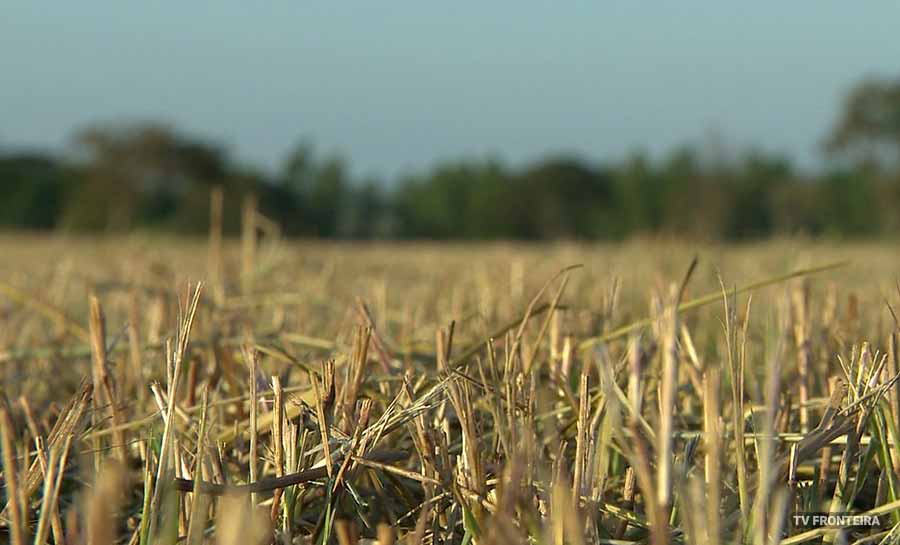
<box><xmin>1</xmin><ymin>233</ymin><xmax>900</xmax><ymax>545</ymax></box>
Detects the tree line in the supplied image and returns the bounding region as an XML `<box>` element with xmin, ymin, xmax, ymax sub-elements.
<box><xmin>2</xmin><ymin>75</ymin><xmax>900</xmax><ymax>241</ymax></box>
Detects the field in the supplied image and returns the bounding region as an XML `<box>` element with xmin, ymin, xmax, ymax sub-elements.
<box><xmin>2</xmin><ymin>233</ymin><xmax>900</xmax><ymax>545</ymax></box>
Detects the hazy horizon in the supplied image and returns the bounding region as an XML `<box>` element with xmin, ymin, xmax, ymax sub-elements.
<box><xmin>3</xmin><ymin>2</ymin><xmax>900</xmax><ymax>179</ymax></box>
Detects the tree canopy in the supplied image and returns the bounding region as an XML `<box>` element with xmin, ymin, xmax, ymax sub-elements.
<box><xmin>3</xmin><ymin>75</ymin><xmax>900</xmax><ymax>240</ymax></box>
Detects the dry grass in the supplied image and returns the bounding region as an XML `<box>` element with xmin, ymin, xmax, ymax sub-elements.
<box><xmin>1</xmin><ymin>223</ymin><xmax>900</xmax><ymax>544</ymax></box>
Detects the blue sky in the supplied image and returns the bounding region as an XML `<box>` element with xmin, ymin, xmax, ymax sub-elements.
<box><xmin>2</xmin><ymin>3</ymin><xmax>899</xmax><ymax>178</ymax></box>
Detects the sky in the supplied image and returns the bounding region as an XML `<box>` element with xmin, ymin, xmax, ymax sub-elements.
<box><xmin>2</xmin><ymin>3</ymin><xmax>900</xmax><ymax>180</ymax></box>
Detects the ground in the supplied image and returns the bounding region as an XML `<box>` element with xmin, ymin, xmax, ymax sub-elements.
<box><xmin>1</xmin><ymin>234</ymin><xmax>898</xmax><ymax>544</ymax></box>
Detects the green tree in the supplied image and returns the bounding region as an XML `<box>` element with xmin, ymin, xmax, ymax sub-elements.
<box><xmin>825</xmin><ymin>76</ymin><xmax>900</xmax><ymax>170</ymax></box>
<box><xmin>278</xmin><ymin>142</ymin><xmax>350</xmax><ymax>237</ymax></box>
<box><xmin>819</xmin><ymin>172</ymin><xmax>880</xmax><ymax>236</ymax></box>
<box><xmin>0</xmin><ymin>153</ymin><xmax>69</xmax><ymax>229</ymax></box>
<box><xmin>726</xmin><ymin>151</ymin><xmax>792</xmax><ymax>239</ymax></box>
<box><xmin>395</xmin><ymin>159</ymin><xmax>512</xmax><ymax>239</ymax></box>
<box><xmin>514</xmin><ymin>158</ymin><xmax>614</xmax><ymax>239</ymax></box>
<box><xmin>63</xmin><ymin>122</ymin><xmax>234</xmax><ymax>232</ymax></box>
